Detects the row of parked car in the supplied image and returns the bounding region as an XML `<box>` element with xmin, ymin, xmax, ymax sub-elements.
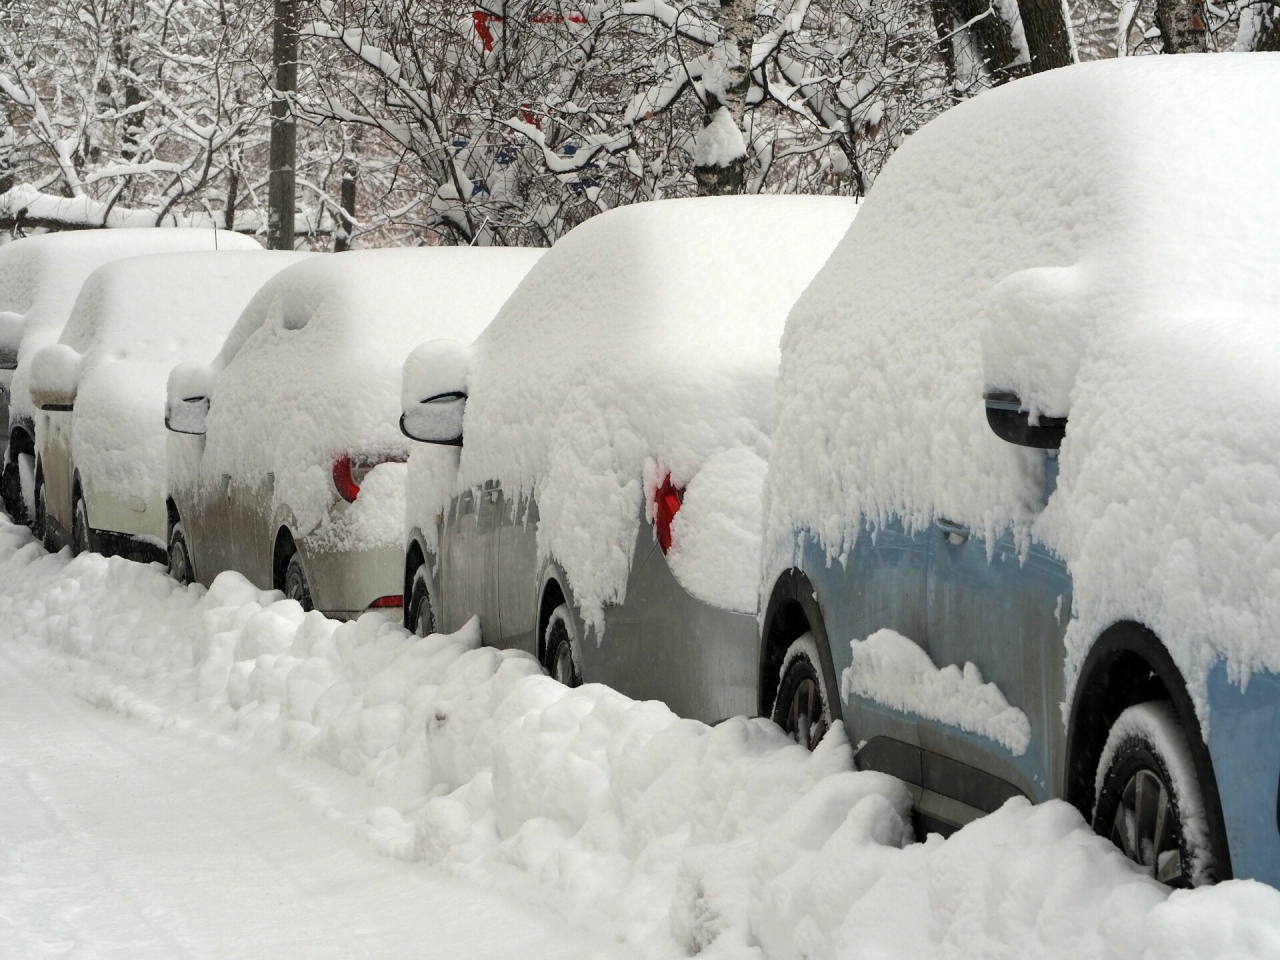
<box><xmin>2</xmin><ymin>55</ymin><xmax>1279</xmax><ymax>890</ymax></box>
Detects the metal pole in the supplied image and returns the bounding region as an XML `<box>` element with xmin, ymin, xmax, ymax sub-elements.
<box><xmin>267</xmin><ymin>0</ymin><xmax>298</xmax><ymax>250</ymax></box>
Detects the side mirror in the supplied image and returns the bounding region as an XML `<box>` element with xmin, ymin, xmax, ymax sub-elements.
<box><xmin>401</xmin><ymin>338</ymin><xmax>471</xmax><ymax>447</ymax></box>
<box><xmin>166</xmin><ymin>362</ymin><xmax>213</xmax><ymax>436</ymax></box>
<box><xmin>29</xmin><ymin>343</ymin><xmax>82</xmax><ymax>411</ymax></box>
<box><xmin>984</xmin><ymin>391</ymin><xmax>1066</xmax><ymax>449</ymax></box>
<box><xmin>166</xmin><ymin>395</ymin><xmax>210</xmax><ymax>435</ymax></box>
<box><xmin>0</xmin><ymin>312</ymin><xmax>22</xmax><ymax>370</ymax></box>
<box><xmin>400</xmin><ymin>392</ymin><xmax>466</xmax><ymax>446</ymax></box>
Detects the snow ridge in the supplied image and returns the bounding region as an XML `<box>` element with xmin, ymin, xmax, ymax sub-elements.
<box><xmin>841</xmin><ymin>629</ymin><xmax>1032</xmax><ymax>756</ymax></box>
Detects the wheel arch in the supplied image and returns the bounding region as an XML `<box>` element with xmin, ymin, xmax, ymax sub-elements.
<box><xmin>536</xmin><ymin>573</ymin><xmax>568</xmax><ymax>665</ymax></box>
<box><xmin>1065</xmin><ymin>619</ymin><xmax>1233</xmax><ymax>880</ymax></box>
<box><xmin>759</xmin><ymin>568</ymin><xmax>843</xmax><ymax>725</ymax></box>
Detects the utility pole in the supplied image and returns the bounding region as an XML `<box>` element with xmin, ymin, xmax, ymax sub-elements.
<box><xmin>268</xmin><ymin>0</ymin><xmax>298</xmax><ymax>250</ymax></box>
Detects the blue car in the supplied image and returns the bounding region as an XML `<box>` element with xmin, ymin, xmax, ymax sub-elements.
<box><xmin>759</xmin><ymin>55</ymin><xmax>1280</xmax><ymax>888</ymax></box>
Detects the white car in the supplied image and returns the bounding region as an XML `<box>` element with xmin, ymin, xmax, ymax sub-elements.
<box><xmin>27</xmin><ymin>251</ymin><xmax>308</xmax><ymax>559</ymax></box>
<box><xmin>400</xmin><ymin>196</ymin><xmax>858</xmax><ymax>723</ymax></box>
<box><xmin>0</xmin><ymin>228</ymin><xmax>260</xmax><ymax>525</ymax></box>
<box><xmin>165</xmin><ymin>247</ymin><xmax>542</xmax><ymax>619</ymax></box>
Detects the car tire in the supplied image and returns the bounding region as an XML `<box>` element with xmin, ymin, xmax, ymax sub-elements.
<box><xmin>406</xmin><ymin>563</ymin><xmax>435</xmax><ymax>637</ymax></box>
<box><xmin>1</xmin><ymin>457</ymin><xmax>25</xmax><ymax>525</ymax></box>
<box><xmin>168</xmin><ymin>521</ymin><xmax>194</xmax><ymax>585</ymax></box>
<box><xmin>71</xmin><ymin>492</ymin><xmax>92</xmax><ymax>556</ymax></box>
<box><xmin>283</xmin><ymin>550</ymin><xmax>314</xmax><ymax>612</ymax></box>
<box><xmin>771</xmin><ymin>633</ymin><xmax>832</xmax><ymax>751</ymax></box>
<box><xmin>1093</xmin><ymin>701</ymin><xmax>1222</xmax><ymax>887</ymax></box>
<box><xmin>543</xmin><ymin>603</ymin><xmax>581</xmax><ymax>688</ymax></box>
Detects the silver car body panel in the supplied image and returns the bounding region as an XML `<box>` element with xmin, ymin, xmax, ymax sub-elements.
<box><xmin>413</xmin><ymin>485</ymin><xmax>758</xmax><ymax>724</ymax></box>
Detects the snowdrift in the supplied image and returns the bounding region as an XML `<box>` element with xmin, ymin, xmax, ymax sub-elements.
<box><xmin>2</xmin><ymin>515</ymin><xmax>1278</xmax><ymax>959</ymax></box>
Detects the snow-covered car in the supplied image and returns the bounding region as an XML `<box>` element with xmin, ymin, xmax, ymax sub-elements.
<box><xmin>28</xmin><ymin>251</ymin><xmax>308</xmax><ymax>560</ymax></box>
<box><xmin>760</xmin><ymin>55</ymin><xmax>1280</xmax><ymax>887</ymax></box>
<box><xmin>400</xmin><ymin>196</ymin><xmax>858</xmax><ymax>723</ymax></box>
<box><xmin>166</xmin><ymin>247</ymin><xmax>542</xmax><ymax>619</ymax></box>
<box><xmin>0</xmin><ymin>228</ymin><xmax>260</xmax><ymax>525</ymax></box>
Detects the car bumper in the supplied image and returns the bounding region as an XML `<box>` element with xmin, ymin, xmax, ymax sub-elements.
<box><xmin>297</xmin><ymin>536</ymin><xmax>404</xmax><ymax>621</ymax></box>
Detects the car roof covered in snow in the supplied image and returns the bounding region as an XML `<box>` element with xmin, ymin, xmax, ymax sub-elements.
<box><xmin>766</xmin><ymin>54</ymin><xmax>1280</xmax><ymax>719</ymax></box>
<box><xmin>62</xmin><ymin>251</ymin><xmax>311</xmax><ymax>365</ymax></box>
<box><xmin>197</xmin><ymin>246</ymin><xmax>545</xmax><ymax>535</ymax></box>
<box><xmin>453</xmin><ymin>195</ymin><xmax>859</xmax><ymax>629</ymax></box>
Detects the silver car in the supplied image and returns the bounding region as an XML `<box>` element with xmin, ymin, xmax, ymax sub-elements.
<box><xmin>401</xmin><ymin>196</ymin><xmax>859</xmax><ymax>724</ymax></box>
<box><xmin>27</xmin><ymin>251</ymin><xmax>305</xmax><ymax>559</ymax></box>
<box><xmin>0</xmin><ymin>228</ymin><xmax>261</xmax><ymax>527</ymax></box>
<box><xmin>166</xmin><ymin>247</ymin><xmax>542</xmax><ymax>618</ymax></box>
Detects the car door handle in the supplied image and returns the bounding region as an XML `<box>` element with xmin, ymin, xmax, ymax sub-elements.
<box><xmin>935</xmin><ymin>517</ymin><xmax>970</xmax><ymax>543</ymax></box>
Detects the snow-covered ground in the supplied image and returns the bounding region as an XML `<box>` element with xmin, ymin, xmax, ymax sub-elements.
<box><xmin>2</xmin><ymin>511</ymin><xmax>1280</xmax><ymax>960</ymax></box>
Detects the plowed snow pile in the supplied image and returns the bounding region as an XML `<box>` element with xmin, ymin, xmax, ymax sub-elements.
<box><xmin>1</xmin><ymin>518</ymin><xmax>1277</xmax><ymax>960</ymax></box>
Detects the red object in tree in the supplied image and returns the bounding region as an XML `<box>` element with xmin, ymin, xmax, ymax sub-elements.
<box><xmin>654</xmin><ymin>474</ymin><xmax>684</xmax><ymax>553</ymax></box>
<box><xmin>472</xmin><ymin>11</ymin><xmax>501</xmax><ymax>51</ymax></box>
<box><xmin>531</xmin><ymin>10</ymin><xmax>587</xmax><ymax>22</ymax></box>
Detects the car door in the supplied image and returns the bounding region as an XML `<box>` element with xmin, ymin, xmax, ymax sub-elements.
<box><xmin>497</xmin><ymin>490</ymin><xmax>539</xmax><ymax>656</ymax></box>
<box><xmin>923</xmin><ymin>458</ymin><xmax>1071</xmax><ymax>806</ymax></box>
<box><xmin>440</xmin><ymin>487</ymin><xmax>482</xmax><ymax>635</ymax></box>
<box><xmin>40</xmin><ymin>408</ymin><xmax>75</xmax><ymax>535</ymax></box>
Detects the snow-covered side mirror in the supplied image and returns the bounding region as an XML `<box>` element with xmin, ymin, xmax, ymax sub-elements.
<box><xmin>400</xmin><ymin>339</ymin><xmax>472</xmax><ymax>446</ymax></box>
<box><xmin>0</xmin><ymin>312</ymin><xmax>23</xmax><ymax>370</ymax></box>
<box><xmin>983</xmin><ymin>391</ymin><xmax>1066</xmax><ymax>449</ymax></box>
<box><xmin>29</xmin><ymin>343</ymin><xmax>83</xmax><ymax>411</ymax></box>
<box><xmin>165</xmin><ymin>362</ymin><xmax>213</xmax><ymax>436</ymax></box>
<box><xmin>981</xmin><ymin>265</ymin><xmax>1087</xmax><ymax>450</ymax></box>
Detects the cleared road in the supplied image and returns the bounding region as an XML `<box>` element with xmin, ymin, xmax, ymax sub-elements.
<box><xmin>0</xmin><ymin>644</ymin><xmax>624</xmax><ymax>960</ymax></box>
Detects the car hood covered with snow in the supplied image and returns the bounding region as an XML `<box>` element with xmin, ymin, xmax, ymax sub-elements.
<box><xmin>55</xmin><ymin>251</ymin><xmax>309</xmax><ymax>504</ymax></box>
<box><xmin>197</xmin><ymin>247</ymin><xmax>544</xmax><ymax>545</ymax></box>
<box><xmin>0</xmin><ymin>228</ymin><xmax>262</xmax><ymax>430</ymax></box>
<box><xmin>766</xmin><ymin>54</ymin><xmax>1280</xmax><ymax>721</ymax></box>
<box><xmin>449</xmin><ymin>196</ymin><xmax>859</xmax><ymax>628</ymax></box>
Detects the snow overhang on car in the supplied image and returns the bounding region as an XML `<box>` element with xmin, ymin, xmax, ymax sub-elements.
<box><xmin>400</xmin><ymin>339</ymin><xmax>471</xmax><ymax>446</ymax></box>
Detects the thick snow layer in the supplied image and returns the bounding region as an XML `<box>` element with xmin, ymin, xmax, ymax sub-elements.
<box><xmin>765</xmin><ymin>55</ymin><xmax>1280</xmax><ymax>724</ymax></box>
<box><xmin>191</xmin><ymin>248</ymin><xmax>541</xmax><ymax>543</ymax></box>
<box><xmin>53</xmin><ymin>251</ymin><xmax>307</xmax><ymax>506</ymax></box>
<box><xmin>840</xmin><ymin>628</ymin><xmax>1032</xmax><ymax>756</ymax></box>
<box><xmin>4</xmin><ymin>516</ymin><xmax>1280</xmax><ymax>960</ymax></box>
<box><xmin>456</xmin><ymin>197</ymin><xmax>858</xmax><ymax>633</ymax></box>
<box><xmin>0</xmin><ymin>229</ymin><xmax>261</xmax><ymax>430</ymax></box>
<box><xmin>665</xmin><ymin>447</ymin><xmax>767</xmax><ymax>614</ymax></box>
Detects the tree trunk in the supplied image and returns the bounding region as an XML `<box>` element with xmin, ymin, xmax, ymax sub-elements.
<box><xmin>1155</xmin><ymin>0</ymin><xmax>1209</xmax><ymax>51</ymax></box>
<box><xmin>1015</xmin><ymin>0</ymin><xmax>1076</xmax><ymax>71</ymax></box>
<box><xmin>268</xmin><ymin>0</ymin><xmax>299</xmax><ymax>250</ymax></box>
<box><xmin>224</xmin><ymin>166</ymin><xmax>239</xmax><ymax>231</ymax></box>
<box><xmin>694</xmin><ymin>0</ymin><xmax>754</xmax><ymax>196</ymax></box>
<box><xmin>334</xmin><ymin>162</ymin><xmax>356</xmax><ymax>252</ymax></box>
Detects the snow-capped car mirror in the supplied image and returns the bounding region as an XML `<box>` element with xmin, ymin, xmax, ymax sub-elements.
<box><xmin>400</xmin><ymin>392</ymin><xmax>466</xmax><ymax>446</ymax></box>
<box><xmin>165</xmin><ymin>362</ymin><xmax>213</xmax><ymax>435</ymax></box>
<box><xmin>29</xmin><ymin>343</ymin><xmax>83</xmax><ymax>411</ymax></box>
<box><xmin>0</xmin><ymin>311</ymin><xmax>23</xmax><ymax>370</ymax></box>
<box><xmin>983</xmin><ymin>391</ymin><xmax>1066</xmax><ymax>449</ymax></box>
<box><xmin>400</xmin><ymin>338</ymin><xmax>472</xmax><ymax>446</ymax></box>
<box><xmin>166</xmin><ymin>395</ymin><xmax>210</xmax><ymax>435</ymax></box>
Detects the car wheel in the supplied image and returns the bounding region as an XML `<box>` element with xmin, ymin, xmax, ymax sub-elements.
<box><xmin>1</xmin><ymin>457</ymin><xmax>25</xmax><ymax>525</ymax></box>
<box><xmin>168</xmin><ymin>521</ymin><xmax>194</xmax><ymax>585</ymax></box>
<box><xmin>71</xmin><ymin>493</ymin><xmax>92</xmax><ymax>556</ymax></box>
<box><xmin>1093</xmin><ymin>701</ymin><xmax>1220</xmax><ymax>887</ymax></box>
<box><xmin>406</xmin><ymin>563</ymin><xmax>435</xmax><ymax>637</ymax></box>
<box><xmin>283</xmin><ymin>550</ymin><xmax>314</xmax><ymax>612</ymax></box>
<box><xmin>772</xmin><ymin>634</ymin><xmax>831</xmax><ymax>751</ymax></box>
<box><xmin>543</xmin><ymin>603</ymin><xmax>581</xmax><ymax>688</ymax></box>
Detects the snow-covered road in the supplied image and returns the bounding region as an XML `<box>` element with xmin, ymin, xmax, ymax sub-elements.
<box><xmin>0</xmin><ymin>641</ymin><xmax>623</xmax><ymax>960</ymax></box>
